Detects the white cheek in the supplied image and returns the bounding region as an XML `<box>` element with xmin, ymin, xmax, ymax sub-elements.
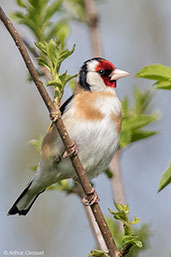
<box><xmin>87</xmin><ymin>60</ymin><xmax>99</xmax><ymax>70</ymax></box>
<box><xmin>87</xmin><ymin>72</ymin><xmax>106</xmax><ymax>91</ymax></box>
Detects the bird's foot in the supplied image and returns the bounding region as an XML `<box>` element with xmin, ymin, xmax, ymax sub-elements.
<box><xmin>62</xmin><ymin>141</ymin><xmax>78</xmax><ymax>159</ymax></box>
<box><xmin>81</xmin><ymin>188</ymin><xmax>99</xmax><ymax>206</ymax></box>
<box><xmin>49</xmin><ymin>110</ymin><xmax>59</xmax><ymax>122</ymax></box>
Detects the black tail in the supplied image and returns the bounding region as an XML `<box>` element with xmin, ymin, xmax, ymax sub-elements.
<box><xmin>8</xmin><ymin>181</ymin><xmax>45</xmax><ymax>216</ymax></box>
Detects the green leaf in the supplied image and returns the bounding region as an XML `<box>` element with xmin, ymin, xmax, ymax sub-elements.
<box><xmin>134</xmin><ymin>240</ymin><xmax>143</xmax><ymax>248</ymax></box>
<box><xmin>68</xmin><ymin>79</ymin><xmax>76</xmax><ymax>92</ymax></box>
<box><xmin>47</xmin><ymin>180</ymin><xmax>72</xmax><ymax>192</ymax></box>
<box><xmin>119</xmin><ymin>129</ymin><xmax>132</xmax><ymax>147</ymax></box>
<box><xmin>122</xmin><ymin>114</ymin><xmax>158</xmax><ymax>131</ymax></box>
<box><xmin>133</xmin><ymin>88</ymin><xmax>152</xmax><ymax>115</ymax></box>
<box><xmin>30</xmin><ymin>165</ymin><xmax>38</xmax><ymax>172</ymax></box>
<box><xmin>108</xmin><ymin>208</ymin><xmax>115</xmax><ymax>215</ymax></box>
<box><xmin>87</xmin><ymin>250</ymin><xmax>106</xmax><ymax>257</ymax></box>
<box><xmin>104</xmin><ymin>168</ymin><xmax>113</xmax><ymax>179</ymax></box>
<box><xmin>136</xmin><ymin>64</ymin><xmax>171</xmax><ymax>81</ymax></box>
<box><xmin>65</xmin><ymin>0</ymin><xmax>86</xmax><ymax>21</ymax></box>
<box><xmin>12</xmin><ymin>0</ymin><xmax>65</xmax><ymax>42</ymax></box>
<box><xmin>46</xmin><ymin>21</ymin><xmax>70</xmax><ymax>46</ymax></box>
<box><xmin>122</xmin><ymin>97</ymin><xmax>129</xmax><ymax>117</ymax></box>
<box><xmin>108</xmin><ymin>203</ymin><xmax>129</xmax><ymax>225</ymax></box>
<box><xmin>123</xmin><ymin>235</ymin><xmax>143</xmax><ymax>248</ymax></box>
<box><xmin>46</xmin><ymin>80</ymin><xmax>61</xmax><ymax>88</ymax></box>
<box><xmin>16</xmin><ymin>0</ymin><xmax>27</xmax><ymax>8</ymax></box>
<box><xmin>47</xmin><ymin>39</ymin><xmax>59</xmax><ymax>65</ymax></box>
<box><xmin>37</xmin><ymin>58</ymin><xmax>49</xmax><ymax>69</ymax></box>
<box><xmin>131</xmin><ymin>129</ymin><xmax>158</xmax><ymax>143</ymax></box>
<box><xmin>59</xmin><ymin>72</ymin><xmax>77</xmax><ymax>86</ymax></box>
<box><xmin>158</xmin><ymin>162</ymin><xmax>171</xmax><ymax>192</ymax></box>
<box><xmin>154</xmin><ymin>80</ymin><xmax>171</xmax><ymax>90</ymax></box>
<box><xmin>131</xmin><ymin>217</ymin><xmax>141</xmax><ymax>225</ymax></box>
<box><xmin>35</xmin><ymin>42</ymin><xmax>47</xmax><ymax>55</ymax></box>
<box><xmin>114</xmin><ymin>202</ymin><xmax>129</xmax><ymax>214</ymax></box>
<box><xmin>44</xmin><ymin>0</ymin><xmax>63</xmax><ymax>23</ymax></box>
<box><xmin>29</xmin><ymin>135</ymin><xmax>43</xmax><ymax>153</ymax></box>
<box><xmin>58</xmin><ymin>44</ymin><xmax>76</xmax><ymax>65</ymax></box>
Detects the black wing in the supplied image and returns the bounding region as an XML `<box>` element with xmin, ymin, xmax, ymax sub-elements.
<box><xmin>60</xmin><ymin>95</ymin><xmax>74</xmax><ymax>115</ymax></box>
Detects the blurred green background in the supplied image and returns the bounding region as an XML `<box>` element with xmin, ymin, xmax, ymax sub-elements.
<box><xmin>0</xmin><ymin>1</ymin><xmax>171</xmax><ymax>256</ymax></box>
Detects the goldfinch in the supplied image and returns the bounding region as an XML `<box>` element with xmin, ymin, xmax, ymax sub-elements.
<box><xmin>8</xmin><ymin>57</ymin><xmax>129</xmax><ymax>216</ymax></box>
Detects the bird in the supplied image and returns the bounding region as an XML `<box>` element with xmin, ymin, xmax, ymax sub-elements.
<box><xmin>8</xmin><ymin>57</ymin><xmax>129</xmax><ymax>216</ymax></box>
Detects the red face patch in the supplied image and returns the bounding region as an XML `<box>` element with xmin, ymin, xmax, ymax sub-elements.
<box><xmin>101</xmin><ymin>76</ymin><xmax>116</xmax><ymax>88</ymax></box>
<box><xmin>95</xmin><ymin>60</ymin><xmax>116</xmax><ymax>88</ymax></box>
<box><xmin>95</xmin><ymin>59</ymin><xmax>115</xmax><ymax>71</ymax></box>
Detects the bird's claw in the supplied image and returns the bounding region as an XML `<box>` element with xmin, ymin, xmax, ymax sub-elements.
<box><xmin>81</xmin><ymin>188</ymin><xmax>99</xmax><ymax>206</ymax></box>
<box><xmin>49</xmin><ymin>111</ymin><xmax>59</xmax><ymax>122</ymax></box>
<box><xmin>62</xmin><ymin>141</ymin><xmax>78</xmax><ymax>159</ymax></box>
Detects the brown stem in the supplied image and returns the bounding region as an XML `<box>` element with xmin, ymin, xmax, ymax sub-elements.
<box><xmin>109</xmin><ymin>150</ymin><xmax>125</xmax><ymax>232</ymax></box>
<box><xmin>84</xmin><ymin>0</ymin><xmax>126</xmax><ymax>248</ymax></box>
<box><xmin>84</xmin><ymin>0</ymin><xmax>126</xmax><ymax>210</ymax></box>
<box><xmin>84</xmin><ymin>0</ymin><xmax>126</xmax><ymax>214</ymax></box>
<box><xmin>109</xmin><ymin>150</ymin><xmax>125</xmax><ymax>205</ymax></box>
<box><xmin>84</xmin><ymin>0</ymin><xmax>103</xmax><ymax>56</ymax></box>
<box><xmin>0</xmin><ymin>7</ymin><xmax>120</xmax><ymax>257</ymax></box>
<box><xmin>83</xmin><ymin>0</ymin><xmax>126</xmax><ymax>250</ymax></box>
<box><xmin>76</xmin><ymin>187</ymin><xmax>108</xmax><ymax>252</ymax></box>
<box><xmin>85</xmin><ymin>206</ymin><xmax>108</xmax><ymax>252</ymax></box>
<box><xmin>83</xmin><ymin>0</ymin><xmax>107</xmax><ymax>251</ymax></box>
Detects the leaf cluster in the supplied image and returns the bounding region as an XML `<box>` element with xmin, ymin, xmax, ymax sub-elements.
<box><xmin>119</xmin><ymin>88</ymin><xmax>158</xmax><ymax>148</ymax></box>
<box><xmin>136</xmin><ymin>64</ymin><xmax>171</xmax><ymax>90</ymax></box>
<box><xmin>36</xmin><ymin>40</ymin><xmax>77</xmax><ymax>100</ymax></box>
<box><xmin>108</xmin><ymin>202</ymin><xmax>143</xmax><ymax>251</ymax></box>
<box><xmin>106</xmin><ymin>218</ymin><xmax>150</xmax><ymax>257</ymax></box>
<box><xmin>12</xmin><ymin>0</ymin><xmax>77</xmax><ymax>95</ymax></box>
<box><xmin>11</xmin><ymin>0</ymin><xmax>69</xmax><ymax>43</ymax></box>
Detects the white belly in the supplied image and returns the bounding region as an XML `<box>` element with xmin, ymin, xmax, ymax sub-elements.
<box><xmin>58</xmin><ymin>116</ymin><xmax>120</xmax><ymax>180</ymax></box>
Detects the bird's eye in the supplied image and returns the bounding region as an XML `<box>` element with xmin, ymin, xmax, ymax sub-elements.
<box><xmin>97</xmin><ymin>69</ymin><xmax>106</xmax><ymax>76</ymax></box>
<box><xmin>97</xmin><ymin>69</ymin><xmax>112</xmax><ymax>77</ymax></box>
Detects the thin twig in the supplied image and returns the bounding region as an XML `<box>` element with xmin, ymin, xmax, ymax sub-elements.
<box><xmin>0</xmin><ymin>7</ymin><xmax>120</xmax><ymax>257</ymax></box>
<box><xmin>84</xmin><ymin>0</ymin><xmax>126</xmax><ymax>239</ymax></box>
<box><xmin>84</xmin><ymin>0</ymin><xmax>103</xmax><ymax>56</ymax></box>
<box><xmin>83</xmin><ymin>1</ymin><xmax>109</xmax><ymax>251</ymax></box>
<box><xmin>85</xmin><ymin>206</ymin><xmax>108</xmax><ymax>252</ymax></box>
<box><xmin>109</xmin><ymin>150</ymin><xmax>125</xmax><ymax>231</ymax></box>
<box><xmin>76</xmin><ymin>187</ymin><xmax>108</xmax><ymax>252</ymax></box>
<box><xmin>109</xmin><ymin>150</ymin><xmax>125</xmax><ymax>205</ymax></box>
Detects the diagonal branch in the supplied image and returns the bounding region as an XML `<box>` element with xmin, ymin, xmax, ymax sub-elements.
<box><xmin>0</xmin><ymin>6</ymin><xmax>120</xmax><ymax>257</ymax></box>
